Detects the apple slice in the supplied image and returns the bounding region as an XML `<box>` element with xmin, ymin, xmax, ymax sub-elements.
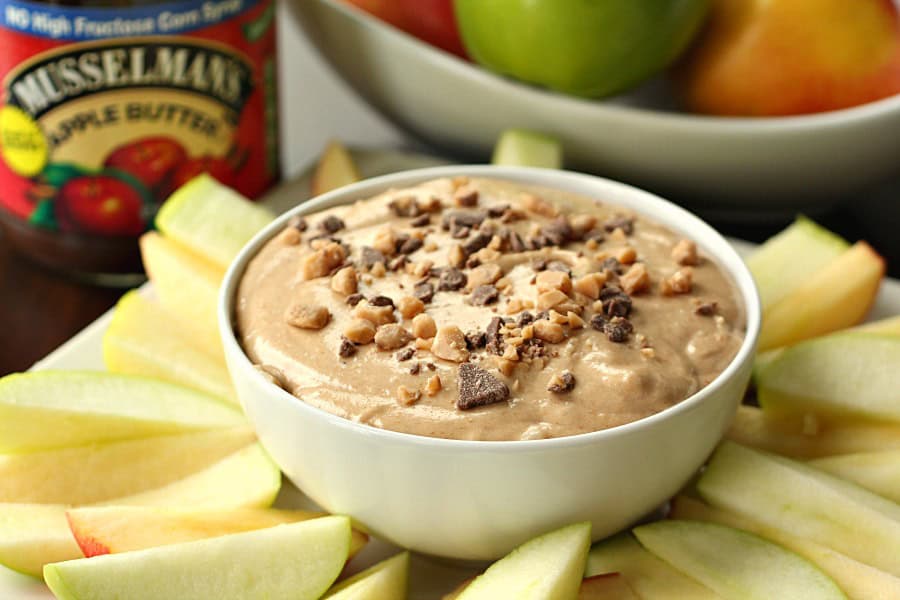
<box><xmin>491</xmin><ymin>128</ymin><xmax>563</xmax><ymax>169</ymax></box>
<box><xmin>139</xmin><ymin>231</ymin><xmax>224</xmax><ymax>356</ymax></box>
<box><xmin>311</xmin><ymin>140</ymin><xmax>361</xmax><ymax>197</ymax></box>
<box><xmin>745</xmin><ymin>216</ymin><xmax>848</xmax><ymax>312</ymax></box>
<box><xmin>578</xmin><ymin>574</ymin><xmax>637</xmax><ymax>599</ymax></box>
<box><xmin>155</xmin><ymin>173</ymin><xmax>274</xmax><ymax>271</ymax></box>
<box><xmin>0</xmin><ymin>427</ymin><xmax>254</xmax><ymax>504</ymax></box>
<box><xmin>324</xmin><ymin>552</ymin><xmax>408</xmax><ymax>599</ymax></box>
<box><xmin>726</xmin><ymin>405</ymin><xmax>900</xmax><ymax>459</ymax></box>
<box><xmin>586</xmin><ymin>532</ymin><xmax>720</xmax><ymax>599</ymax></box>
<box><xmin>757</xmin><ymin>241</ymin><xmax>884</xmax><ymax>351</ymax></box>
<box><xmin>671</xmin><ymin>495</ymin><xmax>900</xmax><ymax>600</ymax></box>
<box><xmin>458</xmin><ymin>522</ymin><xmax>590</xmax><ymax>600</ymax></box>
<box><xmin>633</xmin><ymin>520</ymin><xmax>845</xmax><ymax>599</ymax></box>
<box><xmin>757</xmin><ymin>333</ymin><xmax>900</xmax><ymax>423</ymax></box>
<box><xmin>0</xmin><ymin>504</ymin><xmax>82</xmax><ymax>578</ymax></box>
<box><xmin>44</xmin><ymin>516</ymin><xmax>351</xmax><ymax>600</ymax></box>
<box><xmin>811</xmin><ymin>450</ymin><xmax>900</xmax><ymax>504</ymax></box>
<box><xmin>0</xmin><ymin>371</ymin><xmax>243</xmax><ymax>453</ymax></box>
<box><xmin>103</xmin><ymin>291</ymin><xmax>235</xmax><ymax>403</ymax></box>
<box><xmin>697</xmin><ymin>441</ymin><xmax>900</xmax><ymax>576</ymax></box>
<box><xmin>855</xmin><ymin>314</ymin><xmax>900</xmax><ymax>335</ymax></box>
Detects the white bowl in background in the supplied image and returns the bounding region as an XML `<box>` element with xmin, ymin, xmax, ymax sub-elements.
<box><xmin>220</xmin><ymin>165</ymin><xmax>761</xmax><ymax>560</ymax></box>
<box><xmin>291</xmin><ymin>0</ymin><xmax>900</xmax><ymax>218</ymax></box>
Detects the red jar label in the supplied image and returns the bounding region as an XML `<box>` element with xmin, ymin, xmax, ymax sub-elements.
<box><xmin>0</xmin><ymin>0</ymin><xmax>278</xmax><ymax>237</ymax></box>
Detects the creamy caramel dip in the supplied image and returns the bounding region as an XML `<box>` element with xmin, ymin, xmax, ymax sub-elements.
<box><xmin>236</xmin><ymin>177</ymin><xmax>745</xmax><ymax>441</ymax></box>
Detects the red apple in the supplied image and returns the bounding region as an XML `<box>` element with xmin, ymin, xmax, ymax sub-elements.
<box><xmin>104</xmin><ymin>137</ymin><xmax>187</xmax><ymax>193</ymax></box>
<box><xmin>55</xmin><ymin>175</ymin><xmax>147</xmax><ymax>236</ymax></box>
<box><xmin>344</xmin><ymin>0</ymin><xmax>468</xmax><ymax>58</ymax></box>
<box><xmin>676</xmin><ymin>0</ymin><xmax>900</xmax><ymax>116</ymax></box>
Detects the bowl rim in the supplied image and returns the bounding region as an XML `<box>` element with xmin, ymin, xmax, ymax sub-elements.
<box><xmin>314</xmin><ymin>0</ymin><xmax>900</xmax><ymax>130</ymax></box>
<box><xmin>219</xmin><ymin>165</ymin><xmax>761</xmax><ymax>451</ymax></box>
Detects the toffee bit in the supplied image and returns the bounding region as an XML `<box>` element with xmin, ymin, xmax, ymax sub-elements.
<box><xmin>388</xmin><ymin>196</ymin><xmax>420</xmax><ymax>217</ymax></box>
<box><xmin>409</xmin><ymin>363</ymin><xmax>421</xmax><ymax>375</ymax></box>
<box><xmin>346</xmin><ymin>293</ymin><xmax>365</xmax><ymax>307</ymax></box>
<box><xmin>413</xmin><ymin>282</ymin><xmax>435</xmax><ymax>303</ymax></box>
<box><xmin>470</xmin><ymin>284</ymin><xmax>500</xmax><ymax>306</ymax></box>
<box><xmin>603</xmin><ymin>215</ymin><xmax>634</xmax><ymax>235</ymax></box>
<box><xmin>465</xmin><ymin>255</ymin><xmax>482</xmax><ymax>269</ymax></box>
<box><xmin>288</xmin><ymin>215</ymin><xmax>308</xmax><ymax>232</ymax></box>
<box><xmin>695</xmin><ymin>301</ymin><xmax>718</xmax><ymax>316</ymax></box>
<box><xmin>465</xmin><ymin>331</ymin><xmax>487</xmax><ymax>350</ymax></box>
<box><xmin>318</xmin><ymin>215</ymin><xmax>345</xmax><ymax>234</ymax></box>
<box><xmin>410</xmin><ymin>214</ymin><xmax>430</xmax><ymax>227</ymax></box>
<box><xmin>463</xmin><ymin>232</ymin><xmax>492</xmax><ymax>255</ymax></box>
<box><xmin>360</xmin><ymin>246</ymin><xmax>386</xmax><ymax>268</ymax></box>
<box><xmin>396</xmin><ymin>347</ymin><xmax>415</xmax><ymax>362</ymax></box>
<box><xmin>455</xmin><ymin>188</ymin><xmax>479</xmax><ymax>207</ymax></box>
<box><xmin>339</xmin><ymin>337</ymin><xmax>357</xmax><ymax>358</ymax></box>
<box><xmin>369</xmin><ymin>295</ymin><xmax>395</xmax><ymax>308</ymax></box>
<box><xmin>585</xmin><ymin>230</ymin><xmax>605</xmax><ymax>244</ymax></box>
<box><xmin>438</xmin><ymin>267</ymin><xmax>468</xmax><ymax>291</ymax></box>
<box><xmin>548</xmin><ymin>371</ymin><xmax>576</xmax><ymax>394</ymax></box>
<box><xmin>457</xmin><ymin>363</ymin><xmax>510</xmax><ymax>410</ymax></box>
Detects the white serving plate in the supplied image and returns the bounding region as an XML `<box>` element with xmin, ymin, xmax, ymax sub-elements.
<box><xmin>5</xmin><ymin>151</ymin><xmax>899</xmax><ymax>599</ymax></box>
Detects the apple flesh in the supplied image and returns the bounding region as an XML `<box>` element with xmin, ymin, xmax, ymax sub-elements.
<box><xmin>324</xmin><ymin>551</ymin><xmax>408</xmax><ymax>599</ymax></box>
<box><xmin>0</xmin><ymin>504</ymin><xmax>82</xmax><ymax>578</ymax></box>
<box><xmin>458</xmin><ymin>522</ymin><xmax>590</xmax><ymax>600</ymax></box>
<box><xmin>676</xmin><ymin>0</ymin><xmax>900</xmax><ymax>116</ymax></box>
<box><xmin>586</xmin><ymin>532</ymin><xmax>719</xmax><ymax>599</ymax></box>
<box><xmin>697</xmin><ymin>441</ymin><xmax>900</xmax><ymax>576</ymax></box>
<box><xmin>491</xmin><ymin>129</ymin><xmax>562</xmax><ymax>169</ymax></box>
<box><xmin>44</xmin><ymin>516</ymin><xmax>352</xmax><ymax>600</ymax></box>
<box><xmin>578</xmin><ymin>573</ymin><xmax>637</xmax><ymax>599</ymax></box>
<box><xmin>454</xmin><ymin>0</ymin><xmax>710</xmax><ymax>98</ymax></box>
<box><xmin>310</xmin><ymin>140</ymin><xmax>361</xmax><ymax>197</ymax></box>
<box><xmin>0</xmin><ymin>371</ymin><xmax>242</xmax><ymax>453</ymax></box>
<box><xmin>757</xmin><ymin>333</ymin><xmax>900</xmax><ymax>424</ymax></box>
<box><xmin>671</xmin><ymin>495</ymin><xmax>900</xmax><ymax>600</ymax></box>
<box><xmin>633</xmin><ymin>520</ymin><xmax>845</xmax><ymax>599</ymax></box>
<box><xmin>103</xmin><ymin>291</ymin><xmax>235</xmax><ymax>402</ymax></box>
<box><xmin>757</xmin><ymin>242</ymin><xmax>885</xmax><ymax>351</ymax></box>
<box><xmin>811</xmin><ymin>450</ymin><xmax>900</xmax><ymax>504</ymax></box>
<box><xmin>155</xmin><ymin>174</ymin><xmax>274</xmax><ymax>271</ymax></box>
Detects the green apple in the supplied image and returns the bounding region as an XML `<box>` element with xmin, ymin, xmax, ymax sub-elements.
<box><xmin>44</xmin><ymin>516</ymin><xmax>351</xmax><ymax>600</ymax></box>
<box><xmin>0</xmin><ymin>371</ymin><xmax>243</xmax><ymax>453</ymax></box>
<box><xmin>458</xmin><ymin>522</ymin><xmax>590</xmax><ymax>600</ymax></box>
<box><xmin>324</xmin><ymin>552</ymin><xmax>408</xmax><ymax>599</ymax></box>
<box><xmin>697</xmin><ymin>441</ymin><xmax>900</xmax><ymax>576</ymax></box>
<box><xmin>671</xmin><ymin>495</ymin><xmax>900</xmax><ymax>599</ymax></box>
<box><xmin>757</xmin><ymin>333</ymin><xmax>900</xmax><ymax>424</ymax></box>
<box><xmin>491</xmin><ymin>129</ymin><xmax>562</xmax><ymax>169</ymax></box>
<box><xmin>634</xmin><ymin>520</ymin><xmax>846</xmax><ymax>599</ymax></box>
<box><xmin>454</xmin><ymin>0</ymin><xmax>710</xmax><ymax>98</ymax></box>
<box><xmin>811</xmin><ymin>450</ymin><xmax>900</xmax><ymax>504</ymax></box>
<box><xmin>586</xmin><ymin>532</ymin><xmax>719</xmax><ymax>599</ymax></box>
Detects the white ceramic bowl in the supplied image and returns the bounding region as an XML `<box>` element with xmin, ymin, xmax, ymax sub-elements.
<box><xmin>220</xmin><ymin>166</ymin><xmax>761</xmax><ymax>560</ymax></box>
<box><xmin>291</xmin><ymin>0</ymin><xmax>900</xmax><ymax>217</ymax></box>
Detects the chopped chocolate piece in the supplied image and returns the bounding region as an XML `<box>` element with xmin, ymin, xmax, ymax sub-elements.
<box><xmin>599</xmin><ymin>284</ymin><xmax>624</xmax><ymax>300</ymax></box>
<box><xmin>600</xmin><ymin>257</ymin><xmax>623</xmax><ymax>275</ymax></box>
<box><xmin>457</xmin><ymin>363</ymin><xmax>510</xmax><ymax>410</ymax></box>
<box><xmin>426</xmin><ymin>362</ymin><xmax>437</xmax><ymax>371</ymax></box>
<box><xmin>527</xmin><ymin>235</ymin><xmax>550</xmax><ymax>250</ymax></box>
<box><xmin>339</xmin><ymin>337</ymin><xmax>357</xmax><ymax>358</ymax></box>
<box><xmin>487</xmin><ymin>204</ymin><xmax>509</xmax><ymax>218</ymax></box>
<box><xmin>409</xmin><ymin>363</ymin><xmax>421</xmax><ymax>375</ymax></box>
<box><xmin>318</xmin><ymin>215</ymin><xmax>345</xmax><ymax>234</ymax></box>
<box><xmin>508</xmin><ymin>231</ymin><xmax>526</xmax><ymax>253</ymax></box>
<box><xmin>485</xmin><ymin>316</ymin><xmax>506</xmax><ymax>356</ymax></box>
<box><xmin>470</xmin><ymin>284</ymin><xmax>500</xmax><ymax>306</ymax></box>
<box><xmin>413</xmin><ymin>282</ymin><xmax>435</xmax><ymax>303</ymax></box>
<box><xmin>455</xmin><ymin>188</ymin><xmax>479</xmax><ymax>207</ymax></box>
<box><xmin>603</xmin><ymin>292</ymin><xmax>632</xmax><ymax>318</ymax></box>
<box><xmin>465</xmin><ymin>331</ymin><xmax>487</xmax><ymax>350</ymax></box>
<box><xmin>695</xmin><ymin>302</ymin><xmax>718</xmax><ymax>316</ymax></box>
<box><xmin>604</xmin><ymin>215</ymin><xmax>634</xmax><ymax>235</ymax></box>
<box><xmin>606</xmin><ymin>317</ymin><xmax>633</xmax><ymax>343</ymax></box>
<box><xmin>439</xmin><ymin>268</ymin><xmax>467</xmax><ymax>291</ymax></box>
<box><xmin>585</xmin><ymin>230</ymin><xmax>605</xmax><ymax>244</ymax></box>
<box><xmin>307</xmin><ymin>232</ymin><xmax>341</xmax><ymax>245</ymax></box>
<box><xmin>360</xmin><ymin>246</ymin><xmax>386</xmax><ymax>268</ymax></box>
<box><xmin>410</xmin><ymin>214</ymin><xmax>430</xmax><ymax>227</ymax></box>
<box><xmin>478</xmin><ymin>221</ymin><xmax>497</xmax><ymax>235</ymax></box>
<box><xmin>546</xmin><ymin>260</ymin><xmax>572</xmax><ymax>276</ymax></box>
<box><xmin>369</xmin><ymin>295</ymin><xmax>395</xmax><ymax>308</ymax></box>
<box><xmin>346</xmin><ymin>293</ymin><xmax>365</xmax><ymax>307</ymax></box>
<box><xmin>388</xmin><ymin>255</ymin><xmax>408</xmax><ymax>272</ymax></box>
<box><xmin>451</xmin><ymin>225</ymin><xmax>471</xmax><ymax>239</ymax></box>
<box><xmin>399</xmin><ymin>237</ymin><xmax>423</xmax><ymax>255</ymax></box>
<box><xmin>388</xmin><ymin>196</ymin><xmax>422</xmax><ymax>217</ymax></box>
<box><xmin>486</xmin><ymin>316</ymin><xmax>504</xmax><ymax>338</ymax></box>
<box><xmin>396</xmin><ymin>347</ymin><xmax>415</xmax><ymax>362</ymax></box>
<box><xmin>465</xmin><ymin>255</ymin><xmax>482</xmax><ymax>269</ymax></box>
<box><xmin>288</xmin><ymin>215</ymin><xmax>308</xmax><ymax>232</ymax></box>
<box><xmin>532</xmin><ymin>258</ymin><xmax>548</xmax><ymax>272</ymax></box>
<box><xmin>463</xmin><ymin>232</ymin><xmax>492</xmax><ymax>255</ymax></box>
<box><xmin>548</xmin><ymin>371</ymin><xmax>576</xmax><ymax>394</ymax></box>
<box><xmin>535</xmin><ymin>310</ymin><xmax>550</xmax><ymax>321</ymax></box>
<box><xmin>393</xmin><ymin>233</ymin><xmax>411</xmax><ymax>254</ymax></box>
<box><xmin>541</xmin><ymin>217</ymin><xmax>574</xmax><ymax>246</ymax></box>
<box><xmin>442</xmin><ymin>210</ymin><xmax>486</xmax><ymax>231</ymax></box>
<box><xmin>520</xmin><ymin>337</ymin><xmax>547</xmax><ymax>359</ymax></box>
<box><xmin>590</xmin><ymin>314</ymin><xmax>608</xmax><ymax>332</ymax></box>
<box><xmin>516</xmin><ymin>311</ymin><xmax>535</xmax><ymax>327</ymax></box>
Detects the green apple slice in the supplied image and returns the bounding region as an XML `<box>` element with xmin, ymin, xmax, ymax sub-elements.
<box><xmin>578</xmin><ymin>573</ymin><xmax>636</xmax><ymax>599</ymax></box>
<box><xmin>491</xmin><ymin>129</ymin><xmax>563</xmax><ymax>169</ymax></box>
<box><xmin>324</xmin><ymin>552</ymin><xmax>408</xmax><ymax>599</ymax></box>
<box><xmin>671</xmin><ymin>495</ymin><xmax>900</xmax><ymax>600</ymax></box>
<box><xmin>311</xmin><ymin>140</ymin><xmax>362</xmax><ymax>197</ymax></box>
<box><xmin>458</xmin><ymin>522</ymin><xmax>590</xmax><ymax>600</ymax></box>
<box><xmin>811</xmin><ymin>450</ymin><xmax>900</xmax><ymax>504</ymax></box>
<box><xmin>44</xmin><ymin>516</ymin><xmax>351</xmax><ymax>600</ymax></box>
<box><xmin>586</xmin><ymin>532</ymin><xmax>721</xmax><ymax>599</ymax></box>
<box><xmin>155</xmin><ymin>174</ymin><xmax>274</xmax><ymax>270</ymax></box>
<box><xmin>697</xmin><ymin>441</ymin><xmax>900</xmax><ymax>576</ymax></box>
<box><xmin>103</xmin><ymin>291</ymin><xmax>235</xmax><ymax>403</ymax></box>
<box><xmin>633</xmin><ymin>520</ymin><xmax>846</xmax><ymax>600</ymax></box>
<box><xmin>0</xmin><ymin>427</ymin><xmax>254</xmax><ymax>504</ymax></box>
<box><xmin>757</xmin><ymin>333</ymin><xmax>900</xmax><ymax>423</ymax></box>
<box><xmin>746</xmin><ymin>216</ymin><xmax>848</xmax><ymax>312</ymax></box>
<box><xmin>0</xmin><ymin>371</ymin><xmax>243</xmax><ymax>453</ymax></box>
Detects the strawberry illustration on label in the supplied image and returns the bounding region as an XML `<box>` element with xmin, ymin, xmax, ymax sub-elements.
<box><xmin>55</xmin><ymin>174</ymin><xmax>149</xmax><ymax>236</ymax></box>
<box><xmin>103</xmin><ymin>137</ymin><xmax>188</xmax><ymax>198</ymax></box>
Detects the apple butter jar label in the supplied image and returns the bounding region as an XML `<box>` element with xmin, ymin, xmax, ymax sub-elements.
<box><xmin>0</xmin><ymin>0</ymin><xmax>278</xmax><ymax>272</ymax></box>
